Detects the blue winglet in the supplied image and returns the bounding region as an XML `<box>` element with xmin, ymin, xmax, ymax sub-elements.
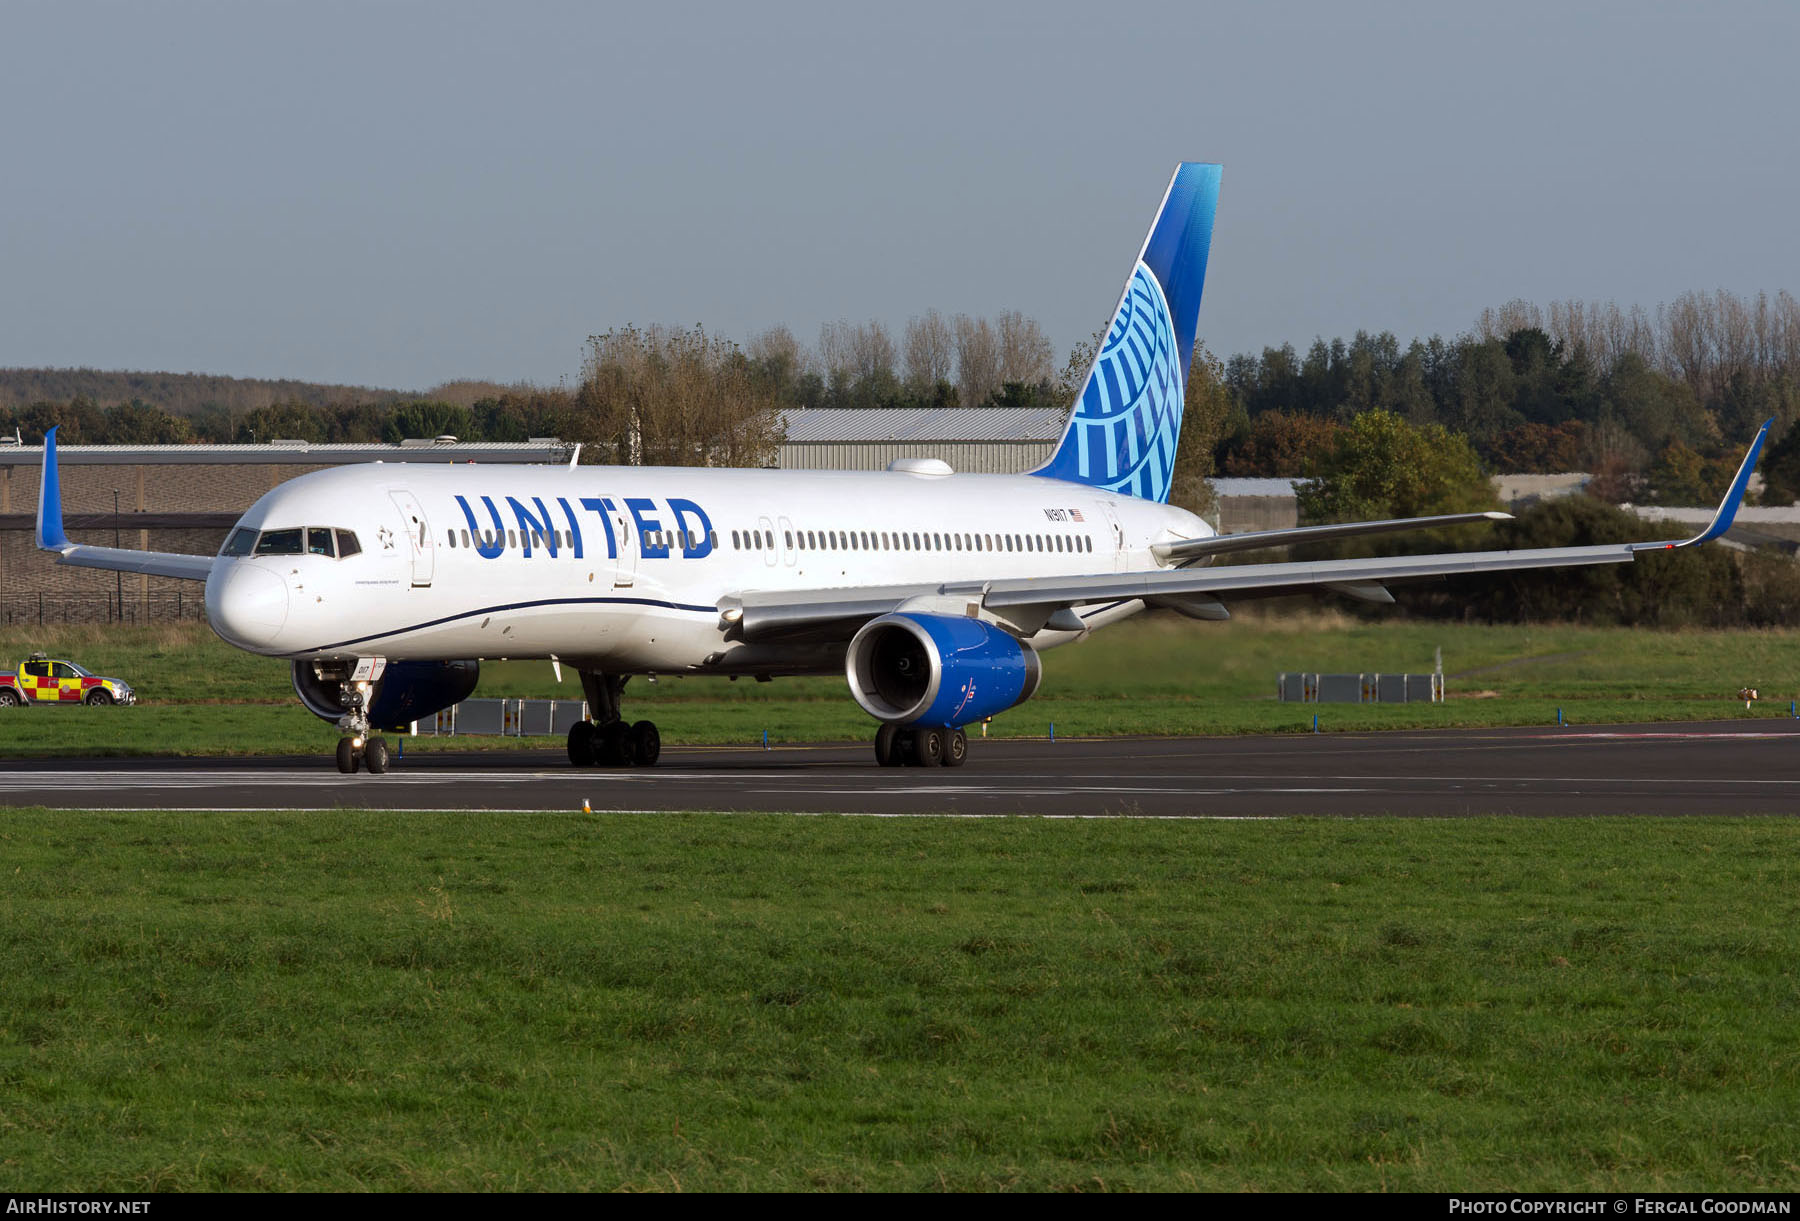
<box><xmin>36</xmin><ymin>425</ymin><xmax>69</xmax><ymax>552</ymax></box>
<box><xmin>1633</xmin><ymin>417</ymin><xmax>1771</xmax><ymax>551</ymax></box>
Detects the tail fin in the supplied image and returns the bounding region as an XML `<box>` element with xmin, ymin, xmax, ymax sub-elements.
<box><xmin>1031</xmin><ymin>162</ymin><xmax>1220</xmax><ymax>503</ymax></box>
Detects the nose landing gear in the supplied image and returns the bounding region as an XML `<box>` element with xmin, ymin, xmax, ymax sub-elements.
<box><xmin>334</xmin><ymin>733</ymin><xmax>392</xmax><ymax>774</ymax></box>
<box><xmin>567</xmin><ymin>671</ymin><xmax>662</xmax><ymax>768</ymax></box>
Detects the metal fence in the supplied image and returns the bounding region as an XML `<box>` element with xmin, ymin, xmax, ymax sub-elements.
<box><xmin>0</xmin><ymin>592</ymin><xmax>209</xmax><ymax>627</ymax></box>
<box><xmin>415</xmin><ymin>698</ymin><xmax>590</xmax><ymax>737</ymax></box>
<box><xmin>1278</xmin><ymin>672</ymin><xmax>1444</xmax><ymax>704</ymax></box>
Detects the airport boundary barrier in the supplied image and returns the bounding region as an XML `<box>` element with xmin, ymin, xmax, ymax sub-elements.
<box><xmin>0</xmin><ymin>592</ymin><xmax>208</xmax><ymax>626</ymax></box>
<box><xmin>415</xmin><ymin>698</ymin><xmax>589</xmax><ymax>737</ymax></box>
<box><xmin>1278</xmin><ymin>672</ymin><xmax>1444</xmax><ymax>703</ymax></box>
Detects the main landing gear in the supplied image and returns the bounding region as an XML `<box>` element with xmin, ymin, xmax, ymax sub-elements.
<box><xmin>567</xmin><ymin>671</ymin><xmax>662</xmax><ymax>768</ymax></box>
<box><xmin>874</xmin><ymin>723</ymin><xmax>968</xmax><ymax>768</ymax></box>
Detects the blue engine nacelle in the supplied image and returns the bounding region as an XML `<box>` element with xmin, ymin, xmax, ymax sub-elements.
<box><xmin>292</xmin><ymin>659</ymin><xmax>480</xmax><ymax>730</ymax></box>
<box><xmin>845</xmin><ymin>613</ymin><xmax>1042</xmax><ymax>728</ymax></box>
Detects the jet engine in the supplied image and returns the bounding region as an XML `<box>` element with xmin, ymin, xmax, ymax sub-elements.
<box><xmin>292</xmin><ymin>659</ymin><xmax>480</xmax><ymax>730</ymax></box>
<box><xmin>845</xmin><ymin>613</ymin><xmax>1041</xmax><ymax>728</ymax></box>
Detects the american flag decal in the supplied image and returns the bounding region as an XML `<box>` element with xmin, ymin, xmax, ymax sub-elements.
<box><xmin>1070</xmin><ymin>509</ymin><xmax>1084</xmax><ymax>522</ymax></box>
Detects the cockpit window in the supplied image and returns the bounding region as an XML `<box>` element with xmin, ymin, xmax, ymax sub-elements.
<box><xmin>222</xmin><ymin>528</ymin><xmax>257</xmax><ymax>557</ymax></box>
<box><xmin>254</xmin><ymin>528</ymin><xmax>304</xmax><ymax>556</ymax></box>
<box><xmin>336</xmin><ymin>530</ymin><xmax>361</xmax><ymax>557</ymax></box>
<box><xmin>305</xmin><ymin>527</ymin><xmax>336</xmax><ymax>558</ymax></box>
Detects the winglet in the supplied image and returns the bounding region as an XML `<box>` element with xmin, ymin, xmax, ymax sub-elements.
<box><xmin>1633</xmin><ymin>417</ymin><xmax>1771</xmax><ymax>551</ymax></box>
<box><xmin>35</xmin><ymin>426</ymin><xmax>70</xmax><ymax>552</ymax></box>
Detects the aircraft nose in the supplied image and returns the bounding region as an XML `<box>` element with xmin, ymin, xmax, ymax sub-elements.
<box><xmin>206</xmin><ymin>562</ymin><xmax>290</xmax><ymax>651</ymax></box>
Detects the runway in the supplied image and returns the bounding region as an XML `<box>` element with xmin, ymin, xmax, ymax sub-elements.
<box><xmin>5</xmin><ymin>721</ymin><xmax>1800</xmax><ymax>816</ymax></box>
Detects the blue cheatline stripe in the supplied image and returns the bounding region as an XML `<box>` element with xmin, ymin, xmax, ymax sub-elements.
<box><xmin>290</xmin><ymin>595</ymin><xmax>718</xmax><ymax>655</ymax></box>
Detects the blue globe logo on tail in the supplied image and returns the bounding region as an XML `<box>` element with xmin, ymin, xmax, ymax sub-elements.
<box><xmin>1032</xmin><ymin>162</ymin><xmax>1221</xmax><ymax>504</ymax></box>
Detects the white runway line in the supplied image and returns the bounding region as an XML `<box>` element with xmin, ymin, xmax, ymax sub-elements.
<box><xmin>27</xmin><ymin>806</ymin><xmax>1300</xmax><ymax>821</ymax></box>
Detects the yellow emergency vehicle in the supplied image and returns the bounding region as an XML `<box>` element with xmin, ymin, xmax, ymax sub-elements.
<box><xmin>0</xmin><ymin>654</ymin><xmax>136</xmax><ymax>706</ymax></box>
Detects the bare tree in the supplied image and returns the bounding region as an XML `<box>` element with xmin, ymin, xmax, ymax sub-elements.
<box><xmin>580</xmin><ymin>324</ymin><xmax>783</xmax><ymax>468</ymax></box>
<box><xmin>1660</xmin><ymin>291</ymin><xmax>1714</xmax><ymax>400</ymax></box>
<box><xmin>996</xmin><ymin>309</ymin><xmax>1055</xmax><ymax>387</ymax></box>
<box><xmin>903</xmin><ymin>310</ymin><xmax>955</xmax><ymax>393</ymax></box>
<box><xmin>954</xmin><ymin>314</ymin><xmax>1000</xmax><ymax>408</ymax></box>
<box><xmin>816</xmin><ymin>319</ymin><xmax>855</xmax><ymax>386</ymax></box>
<box><xmin>748</xmin><ymin>325</ymin><xmax>810</xmax><ymax>381</ymax></box>
<box><xmin>1476</xmin><ymin>299</ymin><xmax>1543</xmax><ymax>341</ymax></box>
<box><xmin>817</xmin><ymin>319</ymin><xmax>896</xmax><ymax>387</ymax></box>
<box><xmin>849</xmin><ymin>320</ymin><xmax>895</xmax><ymax>383</ymax></box>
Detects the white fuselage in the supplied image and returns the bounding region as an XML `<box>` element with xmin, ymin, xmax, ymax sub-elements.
<box><xmin>203</xmin><ymin>462</ymin><xmax>1211</xmax><ymax>674</ymax></box>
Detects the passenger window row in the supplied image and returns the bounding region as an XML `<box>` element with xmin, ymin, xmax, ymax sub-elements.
<box><xmin>727</xmin><ymin>528</ymin><xmax>1093</xmax><ymax>555</ymax></box>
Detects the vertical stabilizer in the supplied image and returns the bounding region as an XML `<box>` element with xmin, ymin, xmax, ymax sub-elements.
<box><xmin>1032</xmin><ymin>162</ymin><xmax>1221</xmax><ymax>503</ymax></box>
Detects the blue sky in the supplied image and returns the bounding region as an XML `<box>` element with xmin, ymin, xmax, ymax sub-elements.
<box><xmin>4</xmin><ymin>0</ymin><xmax>1795</xmax><ymax>390</ymax></box>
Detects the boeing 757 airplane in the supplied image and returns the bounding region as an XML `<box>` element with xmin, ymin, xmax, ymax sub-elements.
<box><xmin>34</xmin><ymin>163</ymin><xmax>1769</xmax><ymax>773</ymax></box>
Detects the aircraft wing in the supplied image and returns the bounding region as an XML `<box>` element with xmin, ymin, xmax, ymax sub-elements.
<box><xmin>34</xmin><ymin>427</ymin><xmax>217</xmax><ymax>582</ymax></box>
<box><xmin>722</xmin><ymin>419</ymin><xmax>1770</xmax><ymax>642</ymax></box>
<box><xmin>1150</xmin><ymin>511</ymin><xmax>1514</xmax><ymax>563</ymax></box>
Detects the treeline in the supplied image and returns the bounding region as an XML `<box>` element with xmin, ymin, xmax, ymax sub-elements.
<box><xmin>1408</xmin><ymin>496</ymin><xmax>1800</xmax><ymax>628</ymax></box>
<box><xmin>0</xmin><ymin>368</ymin><xmax>412</xmax><ymax>417</ymax></box>
<box><xmin>1217</xmin><ymin>289</ymin><xmax>1800</xmax><ymax>503</ymax></box>
<box><xmin>10</xmin><ymin>290</ymin><xmax>1800</xmax><ymax>505</ymax></box>
<box><xmin>740</xmin><ymin>310</ymin><xmax>1064</xmax><ymax>412</ymax></box>
<box><xmin>0</xmin><ymin>392</ymin><xmax>587</xmax><ymax>448</ymax></box>
<box><xmin>0</xmin><ymin>309</ymin><xmax>1066</xmax><ymax>466</ymax></box>
<box><xmin>0</xmin><ymin>327</ymin><xmax>794</xmax><ymax>468</ymax></box>
<box><xmin>1288</xmin><ymin>408</ymin><xmax>1800</xmax><ymax>627</ymax></box>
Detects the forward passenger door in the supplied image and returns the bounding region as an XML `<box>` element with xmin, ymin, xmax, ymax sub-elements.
<box><xmin>387</xmin><ymin>490</ymin><xmax>435</xmax><ymax>587</ymax></box>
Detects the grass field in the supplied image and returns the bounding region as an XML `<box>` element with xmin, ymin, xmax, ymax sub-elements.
<box><xmin>4</xmin><ymin>615</ymin><xmax>1800</xmax><ymax>757</ymax></box>
<box><xmin>1</xmin><ymin>811</ymin><xmax>1797</xmax><ymax>1191</ymax></box>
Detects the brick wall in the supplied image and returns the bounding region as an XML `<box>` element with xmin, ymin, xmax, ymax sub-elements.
<box><xmin>0</xmin><ymin>462</ymin><xmax>332</xmax><ymax>515</ymax></box>
<box><xmin>0</xmin><ymin>528</ymin><xmax>228</xmax><ymax>625</ymax></box>
<box><xmin>0</xmin><ymin>461</ymin><xmax>331</xmax><ymax>623</ymax></box>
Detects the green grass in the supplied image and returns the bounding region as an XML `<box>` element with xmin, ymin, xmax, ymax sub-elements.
<box><xmin>5</xmin><ymin>615</ymin><xmax>1800</xmax><ymax>756</ymax></box>
<box><xmin>1</xmin><ymin>811</ymin><xmax>1797</xmax><ymax>1190</ymax></box>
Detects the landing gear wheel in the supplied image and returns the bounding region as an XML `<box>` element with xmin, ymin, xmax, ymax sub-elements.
<box><xmin>630</xmin><ymin>720</ymin><xmax>661</xmax><ymax>767</ymax></box>
<box><xmin>942</xmin><ymin>727</ymin><xmax>968</xmax><ymax>768</ymax></box>
<box><xmin>364</xmin><ymin>737</ymin><xmax>391</xmax><ymax>775</ymax></box>
<box><xmin>596</xmin><ymin>722</ymin><xmax>626</xmax><ymax>767</ymax></box>
<box><xmin>913</xmin><ymin>728</ymin><xmax>944</xmax><ymax>767</ymax></box>
<box><xmin>335</xmin><ymin>738</ymin><xmax>358</xmax><ymax>774</ymax></box>
<box><xmin>84</xmin><ymin>689</ymin><xmax>113</xmax><ymax>706</ymax></box>
<box><xmin>568</xmin><ymin>720</ymin><xmax>598</xmax><ymax>767</ymax></box>
<box><xmin>874</xmin><ymin>724</ymin><xmax>903</xmax><ymax>767</ymax></box>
